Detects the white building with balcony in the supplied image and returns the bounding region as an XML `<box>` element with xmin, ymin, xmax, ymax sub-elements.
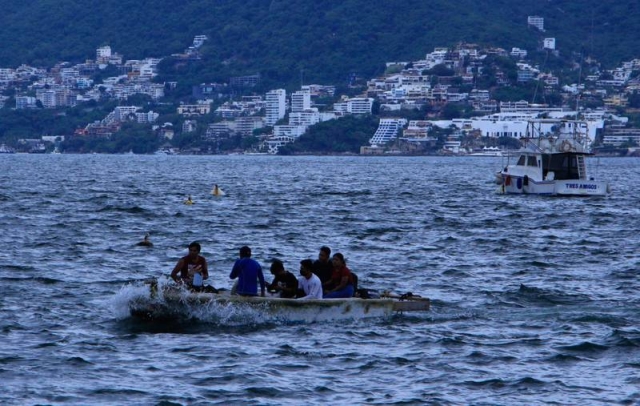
<box><xmin>291</xmin><ymin>90</ymin><xmax>311</xmax><ymax>112</ymax></box>
<box><xmin>369</xmin><ymin>118</ymin><xmax>407</xmax><ymax>145</ymax></box>
<box><xmin>266</xmin><ymin>89</ymin><xmax>286</xmax><ymax>126</ymax></box>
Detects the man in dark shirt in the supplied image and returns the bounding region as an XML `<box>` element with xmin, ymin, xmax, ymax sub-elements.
<box><xmin>312</xmin><ymin>246</ymin><xmax>333</xmax><ymax>285</ymax></box>
<box><xmin>266</xmin><ymin>259</ymin><xmax>298</xmax><ymax>298</ymax></box>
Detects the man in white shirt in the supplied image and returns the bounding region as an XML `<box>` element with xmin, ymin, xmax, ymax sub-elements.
<box><xmin>297</xmin><ymin>259</ymin><xmax>323</xmax><ymax>300</ymax></box>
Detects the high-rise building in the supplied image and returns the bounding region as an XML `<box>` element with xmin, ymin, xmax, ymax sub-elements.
<box><xmin>265</xmin><ymin>89</ymin><xmax>286</xmax><ymax>126</ymax></box>
<box><xmin>291</xmin><ymin>90</ymin><xmax>311</xmax><ymax>112</ymax></box>
<box><xmin>369</xmin><ymin>118</ymin><xmax>408</xmax><ymax>145</ymax></box>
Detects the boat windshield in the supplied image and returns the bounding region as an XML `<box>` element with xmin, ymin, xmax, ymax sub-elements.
<box><xmin>542</xmin><ymin>154</ymin><xmax>580</xmax><ymax>180</ymax></box>
<box><xmin>516</xmin><ymin>155</ymin><xmax>539</xmax><ymax>167</ymax></box>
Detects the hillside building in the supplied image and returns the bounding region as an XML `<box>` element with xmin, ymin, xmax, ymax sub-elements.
<box><xmin>291</xmin><ymin>90</ymin><xmax>311</xmax><ymax>112</ymax></box>
<box><xmin>369</xmin><ymin>118</ymin><xmax>408</xmax><ymax>145</ymax></box>
<box><xmin>543</xmin><ymin>38</ymin><xmax>556</xmax><ymax>50</ymax></box>
<box><xmin>265</xmin><ymin>89</ymin><xmax>286</xmax><ymax>126</ymax></box>
<box><xmin>528</xmin><ymin>16</ymin><xmax>544</xmax><ymax>31</ymax></box>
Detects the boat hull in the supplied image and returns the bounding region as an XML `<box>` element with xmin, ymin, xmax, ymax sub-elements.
<box><xmin>499</xmin><ymin>174</ymin><xmax>608</xmax><ymax>196</ymax></box>
<box><xmin>129</xmin><ymin>286</ymin><xmax>430</xmax><ymax>322</ymax></box>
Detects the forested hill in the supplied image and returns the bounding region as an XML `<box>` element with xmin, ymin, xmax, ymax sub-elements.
<box><xmin>0</xmin><ymin>0</ymin><xmax>639</xmax><ymax>86</ymax></box>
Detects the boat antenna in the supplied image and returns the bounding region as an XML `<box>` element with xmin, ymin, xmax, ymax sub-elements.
<box><xmin>576</xmin><ymin>49</ymin><xmax>584</xmax><ymax>118</ymax></box>
<box><xmin>532</xmin><ymin>48</ymin><xmax>549</xmax><ymax>105</ymax></box>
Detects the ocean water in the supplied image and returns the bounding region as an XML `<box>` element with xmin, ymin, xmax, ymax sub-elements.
<box><xmin>0</xmin><ymin>154</ymin><xmax>639</xmax><ymax>405</ymax></box>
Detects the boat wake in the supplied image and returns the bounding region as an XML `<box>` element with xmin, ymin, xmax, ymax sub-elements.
<box><xmin>111</xmin><ymin>278</ymin><xmax>401</xmax><ymax>325</ymax></box>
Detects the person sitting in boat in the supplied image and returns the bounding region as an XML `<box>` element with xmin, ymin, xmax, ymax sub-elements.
<box><xmin>297</xmin><ymin>259</ymin><xmax>323</xmax><ymax>300</ymax></box>
<box><xmin>266</xmin><ymin>259</ymin><xmax>298</xmax><ymax>298</ymax></box>
<box><xmin>230</xmin><ymin>246</ymin><xmax>265</xmax><ymax>297</ymax></box>
<box><xmin>170</xmin><ymin>241</ymin><xmax>209</xmax><ymax>291</ymax></box>
<box><xmin>136</xmin><ymin>233</ymin><xmax>153</xmax><ymax>247</ymax></box>
<box><xmin>312</xmin><ymin>246</ymin><xmax>334</xmax><ymax>285</ymax></box>
<box><xmin>323</xmin><ymin>253</ymin><xmax>355</xmax><ymax>298</ymax></box>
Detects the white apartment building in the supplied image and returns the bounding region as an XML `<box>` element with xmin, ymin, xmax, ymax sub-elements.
<box><xmin>235</xmin><ymin>116</ymin><xmax>265</xmax><ymax>136</ymax></box>
<box><xmin>0</xmin><ymin>68</ymin><xmax>15</xmax><ymax>83</ymax></box>
<box><xmin>301</xmin><ymin>84</ymin><xmax>335</xmax><ymax>97</ymax></box>
<box><xmin>369</xmin><ymin>118</ymin><xmax>408</xmax><ymax>145</ymax></box>
<box><xmin>113</xmin><ymin>106</ymin><xmax>139</xmax><ymax>122</ymax></box>
<box><xmin>265</xmin><ymin>89</ymin><xmax>286</xmax><ymax>126</ymax></box>
<box><xmin>97</xmin><ymin>46</ymin><xmax>112</xmax><ymax>60</ymax></box>
<box><xmin>403</xmin><ymin>120</ymin><xmax>433</xmax><ymax>139</ymax></box>
<box><xmin>35</xmin><ymin>88</ymin><xmax>75</xmax><ymax>108</ymax></box>
<box><xmin>333</xmin><ymin>97</ymin><xmax>374</xmax><ymax>114</ymax></box>
<box><xmin>182</xmin><ymin>120</ymin><xmax>197</xmax><ymax>133</ymax></box>
<box><xmin>178</xmin><ymin>104</ymin><xmax>211</xmax><ymax>116</ymax></box>
<box><xmin>15</xmin><ymin>96</ymin><xmax>37</xmax><ymax>109</ymax></box>
<box><xmin>193</xmin><ymin>35</ymin><xmax>208</xmax><ymax>48</ymax></box>
<box><xmin>349</xmin><ymin>97</ymin><xmax>374</xmax><ymax>114</ymax></box>
<box><xmin>543</xmin><ymin>38</ymin><xmax>556</xmax><ymax>50</ymax></box>
<box><xmin>36</xmin><ymin>90</ymin><xmax>57</xmax><ymax>108</ymax></box>
<box><xmin>289</xmin><ymin>111</ymin><xmax>320</xmax><ymax>127</ymax></box>
<box><xmin>135</xmin><ymin>111</ymin><xmax>159</xmax><ymax>124</ymax></box>
<box><xmin>273</xmin><ymin>125</ymin><xmax>306</xmax><ymax>138</ymax></box>
<box><xmin>528</xmin><ymin>16</ymin><xmax>544</xmax><ymax>31</ymax></box>
<box><xmin>430</xmin><ymin>114</ymin><xmax>603</xmax><ymax>142</ymax></box>
<box><xmin>511</xmin><ymin>48</ymin><xmax>528</xmax><ymax>59</ymax></box>
<box><xmin>291</xmin><ymin>90</ymin><xmax>311</xmax><ymax>112</ymax></box>
<box><xmin>205</xmin><ymin>121</ymin><xmax>236</xmax><ymax>139</ymax></box>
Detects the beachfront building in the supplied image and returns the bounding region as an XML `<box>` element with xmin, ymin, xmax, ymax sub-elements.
<box><xmin>369</xmin><ymin>118</ymin><xmax>408</xmax><ymax>145</ymax></box>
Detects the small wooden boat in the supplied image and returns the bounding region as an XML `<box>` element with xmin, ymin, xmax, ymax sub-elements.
<box><xmin>128</xmin><ymin>280</ymin><xmax>430</xmax><ymax>322</ymax></box>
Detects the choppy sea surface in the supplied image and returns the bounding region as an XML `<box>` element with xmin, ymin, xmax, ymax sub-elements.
<box><xmin>1</xmin><ymin>154</ymin><xmax>639</xmax><ymax>405</ymax></box>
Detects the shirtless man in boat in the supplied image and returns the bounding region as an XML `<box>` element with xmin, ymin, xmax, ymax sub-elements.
<box><xmin>170</xmin><ymin>241</ymin><xmax>210</xmax><ymax>291</ymax></box>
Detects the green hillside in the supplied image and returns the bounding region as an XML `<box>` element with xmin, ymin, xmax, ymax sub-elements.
<box><xmin>0</xmin><ymin>0</ymin><xmax>638</xmax><ymax>86</ymax></box>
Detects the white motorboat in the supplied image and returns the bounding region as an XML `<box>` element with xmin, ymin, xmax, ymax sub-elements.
<box><xmin>469</xmin><ymin>146</ymin><xmax>504</xmax><ymax>157</ymax></box>
<box><xmin>497</xmin><ymin>120</ymin><xmax>609</xmax><ymax>196</ymax></box>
